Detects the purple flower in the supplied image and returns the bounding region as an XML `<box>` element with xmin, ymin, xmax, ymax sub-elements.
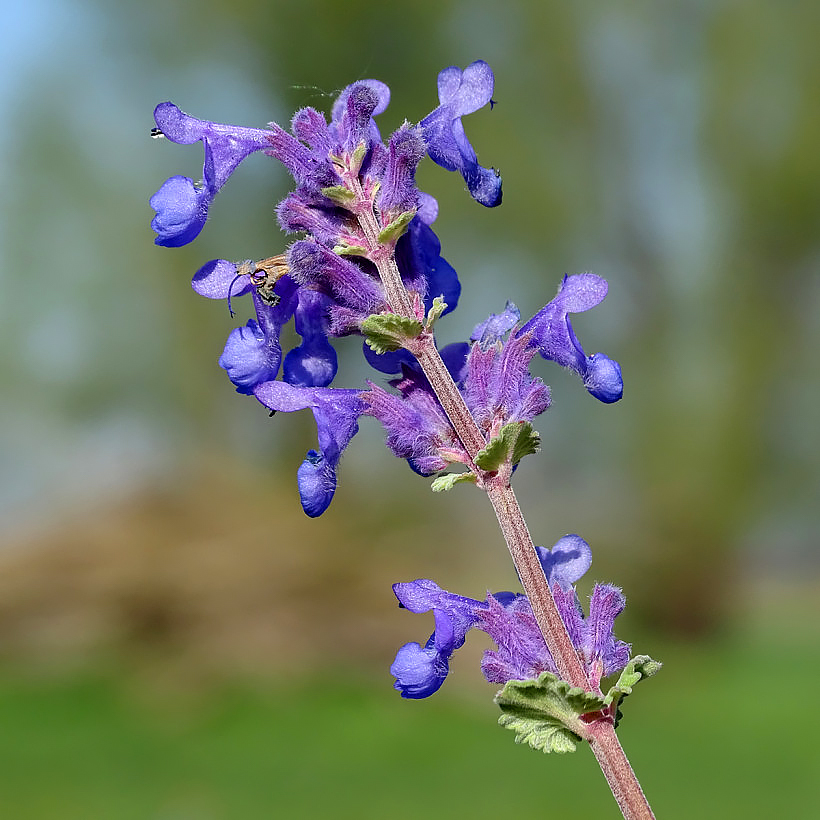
<box><xmin>519</xmin><ymin>274</ymin><xmax>623</xmax><ymax>403</ymax></box>
<box><xmin>421</xmin><ymin>60</ymin><xmax>502</xmax><ymax>207</ymax></box>
<box><xmin>191</xmin><ymin>258</ymin><xmax>253</xmax><ymax>301</ymax></box>
<box><xmin>253</xmin><ymin>381</ymin><xmax>366</xmax><ymax>517</ymax></box>
<box><xmin>391</xmin><ymin>580</ymin><xmax>484</xmax><ymax>698</ymax></box>
<box><xmin>150</xmin><ymin>103</ymin><xmax>272</xmax><ymax>247</ymax></box>
<box><xmin>364</xmin><ymin>365</ymin><xmax>466</xmax><ymax>475</ymax></box>
<box><xmin>391</xmin><ymin>535</ymin><xmax>631</xmax><ymax>697</ymax></box>
<box><xmin>282</xmin><ymin>289</ymin><xmax>338</xmax><ymax>388</ymax></box>
<box><xmin>463</xmin><ymin>329</ymin><xmax>551</xmax><ymax>434</ymax></box>
<box><xmin>395</xmin><ymin>217</ymin><xmax>461</xmax><ymax>318</ymax></box>
<box><xmin>218</xmin><ymin>285</ymin><xmax>299</xmax><ymax>394</ymax></box>
<box><xmin>470</xmin><ymin>301</ymin><xmax>520</xmax><ymax>348</ymax></box>
<box><xmin>536</xmin><ymin>534</ymin><xmax>592</xmax><ymax>590</ymax></box>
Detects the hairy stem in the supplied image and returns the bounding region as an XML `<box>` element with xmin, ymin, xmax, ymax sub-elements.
<box><xmin>357</xmin><ymin>201</ymin><xmax>654</xmax><ymax>819</ymax></box>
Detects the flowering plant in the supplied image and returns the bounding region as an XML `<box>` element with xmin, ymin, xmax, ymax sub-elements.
<box><xmin>151</xmin><ymin>60</ymin><xmax>659</xmax><ymax>818</ymax></box>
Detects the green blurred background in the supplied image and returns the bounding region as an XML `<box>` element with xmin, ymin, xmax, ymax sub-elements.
<box><xmin>1</xmin><ymin>0</ymin><xmax>819</xmax><ymax>816</ymax></box>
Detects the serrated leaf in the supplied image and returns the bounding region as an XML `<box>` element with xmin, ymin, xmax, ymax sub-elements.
<box><xmin>321</xmin><ymin>185</ymin><xmax>356</xmax><ymax>206</ymax></box>
<box><xmin>430</xmin><ymin>472</ymin><xmax>477</xmax><ymax>492</ymax></box>
<box><xmin>510</xmin><ymin>421</ymin><xmax>540</xmax><ymax>465</ymax></box>
<box><xmin>494</xmin><ymin>672</ymin><xmax>606</xmax><ymax>754</ymax></box>
<box><xmin>474</xmin><ymin>431</ymin><xmax>508</xmax><ymax>472</ymax></box>
<box><xmin>603</xmin><ymin>655</ymin><xmax>662</xmax><ymax>728</ymax></box>
<box><xmin>497</xmin><ymin>713</ymin><xmax>580</xmax><ymax>754</ymax></box>
<box><xmin>377</xmin><ymin>209</ymin><xmax>417</xmax><ymax>245</ymax></box>
<box><xmin>361</xmin><ymin>313</ymin><xmax>423</xmax><ymax>354</ymax></box>
<box><xmin>475</xmin><ymin>421</ymin><xmax>541</xmax><ymax>472</ymax></box>
<box><xmin>425</xmin><ymin>296</ymin><xmax>448</xmax><ymax>329</ymax></box>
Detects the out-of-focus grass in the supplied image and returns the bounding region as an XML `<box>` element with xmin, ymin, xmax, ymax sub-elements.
<box><xmin>0</xmin><ymin>628</ymin><xmax>817</xmax><ymax>819</ymax></box>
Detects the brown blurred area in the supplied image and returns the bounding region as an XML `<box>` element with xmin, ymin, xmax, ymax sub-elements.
<box><xmin>0</xmin><ymin>461</ymin><xmax>390</xmax><ymax>676</ymax></box>
<box><xmin>1</xmin><ymin>0</ymin><xmax>819</xmax><ymax>671</ymax></box>
<box><xmin>0</xmin><ymin>454</ymin><xmax>505</xmax><ymax>680</ymax></box>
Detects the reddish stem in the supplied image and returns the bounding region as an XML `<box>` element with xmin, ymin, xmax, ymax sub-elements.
<box><xmin>355</xmin><ymin>192</ymin><xmax>655</xmax><ymax>820</ymax></box>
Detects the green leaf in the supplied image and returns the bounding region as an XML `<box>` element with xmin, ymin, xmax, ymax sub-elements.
<box><xmin>510</xmin><ymin>421</ymin><xmax>541</xmax><ymax>465</ymax></box>
<box><xmin>603</xmin><ymin>655</ymin><xmax>662</xmax><ymax>728</ymax></box>
<box><xmin>425</xmin><ymin>296</ymin><xmax>448</xmax><ymax>329</ymax></box>
<box><xmin>333</xmin><ymin>244</ymin><xmax>369</xmax><ymax>258</ymax></box>
<box><xmin>321</xmin><ymin>186</ymin><xmax>356</xmax><ymax>206</ymax></box>
<box><xmin>474</xmin><ymin>421</ymin><xmax>541</xmax><ymax>472</ymax></box>
<box><xmin>430</xmin><ymin>472</ymin><xmax>477</xmax><ymax>492</ymax></box>
<box><xmin>361</xmin><ymin>313</ymin><xmax>423</xmax><ymax>354</ymax></box>
<box><xmin>494</xmin><ymin>672</ymin><xmax>606</xmax><ymax>754</ymax></box>
<box><xmin>474</xmin><ymin>432</ymin><xmax>508</xmax><ymax>472</ymax></box>
<box><xmin>349</xmin><ymin>141</ymin><xmax>367</xmax><ymax>173</ymax></box>
<box><xmin>377</xmin><ymin>209</ymin><xmax>417</xmax><ymax>245</ymax></box>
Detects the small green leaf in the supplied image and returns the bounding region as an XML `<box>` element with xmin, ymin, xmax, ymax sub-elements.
<box><xmin>474</xmin><ymin>432</ymin><xmax>508</xmax><ymax>472</ymax></box>
<box><xmin>361</xmin><ymin>313</ymin><xmax>423</xmax><ymax>354</ymax></box>
<box><xmin>321</xmin><ymin>186</ymin><xmax>356</xmax><ymax>206</ymax></box>
<box><xmin>603</xmin><ymin>655</ymin><xmax>662</xmax><ymax>728</ymax></box>
<box><xmin>350</xmin><ymin>141</ymin><xmax>368</xmax><ymax>173</ymax></box>
<box><xmin>474</xmin><ymin>421</ymin><xmax>541</xmax><ymax>472</ymax></box>
<box><xmin>333</xmin><ymin>244</ymin><xmax>369</xmax><ymax>257</ymax></box>
<box><xmin>430</xmin><ymin>472</ymin><xmax>477</xmax><ymax>492</ymax></box>
<box><xmin>510</xmin><ymin>421</ymin><xmax>541</xmax><ymax>465</ymax></box>
<box><xmin>377</xmin><ymin>209</ymin><xmax>416</xmax><ymax>245</ymax></box>
<box><xmin>425</xmin><ymin>296</ymin><xmax>448</xmax><ymax>329</ymax></box>
<box><xmin>495</xmin><ymin>672</ymin><xmax>606</xmax><ymax>754</ymax></box>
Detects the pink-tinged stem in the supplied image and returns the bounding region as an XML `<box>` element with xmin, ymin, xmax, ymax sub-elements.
<box><xmin>355</xmin><ymin>195</ymin><xmax>655</xmax><ymax>820</ymax></box>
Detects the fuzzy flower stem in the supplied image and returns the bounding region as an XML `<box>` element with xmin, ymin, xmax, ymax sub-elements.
<box><xmin>353</xmin><ymin>181</ymin><xmax>654</xmax><ymax>820</ymax></box>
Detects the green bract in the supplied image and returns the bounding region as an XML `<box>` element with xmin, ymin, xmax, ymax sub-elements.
<box><xmin>361</xmin><ymin>313</ymin><xmax>423</xmax><ymax>354</ymax></box>
<box><xmin>474</xmin><ymin>421</ymin><xmax>541</xmax><ymax>472</ymax></box>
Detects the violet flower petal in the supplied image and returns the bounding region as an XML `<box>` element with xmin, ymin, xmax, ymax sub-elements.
<box><xmin>151</xmin><ymin>103</ymin><xmax>271</xmax><ymax>246</ymax></box>
<box><xmin>391</xmin><ymin>580</ymin><xmax>484</xmax><ymax>698</ymax></box>
<box><xmin>470</xmin><ymin>301</ymin><xmax>520</xmax><ymax>348</ymax></box>
<box><xmin>519</xmin><ymin>274</ymin><xmax>624</xmax><ymax>403</ymax></box>
<box><xmin>253</xmin><ymin>381</ymin><xmax>365</xmax><ymax>517</ymax></box>
<box><xmin>191</xmin><ymin>259</ymin><xmax>251</xmax><ymax>300</ymax></box>
<box><xmin>283</xmin><ymin>290</ymin><xmax>338</xmax><ymax>388</ymax></box>
<box><xmin>218</xmin><ymin>286</ymin><xmax>298</xmax><ymax>393</ymax></box>
<box><xmin>420</xmin><ymin>60</ymin><xmax>502</xmax><ymax>207</ymax></box>
<box><xmin>536</xmin><ymin>534</ymin><xmax>593</xmax><ymax>591</ymax></box>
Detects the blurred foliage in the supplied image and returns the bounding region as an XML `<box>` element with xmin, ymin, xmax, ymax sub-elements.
<box><xmin>1</xmin><ymin>0</ymin><xmax>820</xmax><ymax>814</ymax></box>
<box><xmin>5</xmin><ymin>0</ymin><xmax>816</xmax><ymax>634</ymax></box>
<box><xmin>0</xmin><ymin>610</ymin><xmax>819</xmax><ymax>819</ymax></box>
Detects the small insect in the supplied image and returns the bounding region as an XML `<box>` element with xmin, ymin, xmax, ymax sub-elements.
<box><xmin>238</xmin><ymin>254</ymin><xmax>289</xmax><ymax>307</ymax></box>
<box><xmin>150</xmin><ymin>127</ymin><xmax>165</xmax><ymax>139</ymax></box>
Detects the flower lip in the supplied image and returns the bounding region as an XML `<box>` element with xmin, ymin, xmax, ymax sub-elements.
<box><xmin>420</xmin><ymin>60</ymin><xmax>502</xmax><ymax>207</ymax></box>
<box><xmin>518</xmin><ymin>274</ymin><xmax>624</xmax><ymax>403</ymax></box>
<box><xmin>253</xmin><ymin>381</ymin><xmax>366</xmax><ymax>517</ymax></box>
<box><xmin>150</xmin><ymin>103</ymin><xmax>271</xmax><ymax>247</ymax></box>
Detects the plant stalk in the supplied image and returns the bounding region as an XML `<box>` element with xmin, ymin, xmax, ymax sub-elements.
<box><xmin>358</xmin><ymin>201</ymin><xmax>655</xmax><ymax>819</ymax></box>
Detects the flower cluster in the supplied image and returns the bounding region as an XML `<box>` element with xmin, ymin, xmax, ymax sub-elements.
<box><xmin>150</xmin><ymin>62</ymin><xmax>646</xmax><ymax>718</ymax></box>
<box><xmin>390</xmin><ymin>535</ymin><xmax>630</xmax><ymax>699</ymax></box>
<box><xmin>150</xmin><ymin>60</ymin><xmax>622</xmax><ymax>518</ymax></box>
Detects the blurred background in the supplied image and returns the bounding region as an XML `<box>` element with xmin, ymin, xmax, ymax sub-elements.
<box><xmin>1</xmin><ymin>0</ymin><xmax>819</xmax><ymax>816</ymax></box>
